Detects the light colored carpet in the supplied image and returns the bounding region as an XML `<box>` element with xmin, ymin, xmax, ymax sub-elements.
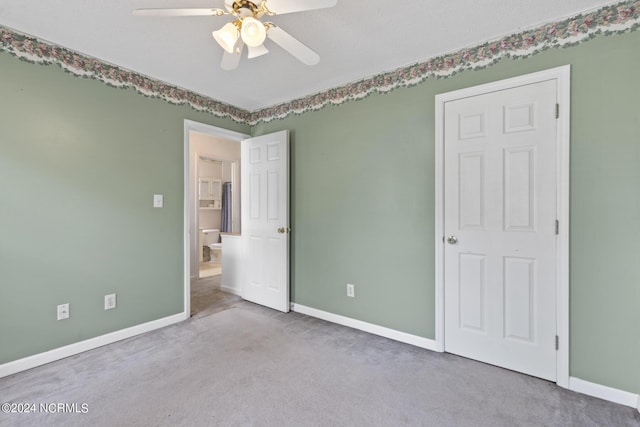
<box><xmin>1</xmin><ymin>285</ymin><xmax>638</xmax><ymax>426</ymax></box>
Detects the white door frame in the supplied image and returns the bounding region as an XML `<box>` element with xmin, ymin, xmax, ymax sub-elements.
<box><xmin>434</xmin><ymin>65</ymin><xmax>571</xmax><ymax>388</ymax></box>
<box><xmin>183</xmin><ymin>119</ymin><xmax>250</xmax><ymax>320</ymax></box>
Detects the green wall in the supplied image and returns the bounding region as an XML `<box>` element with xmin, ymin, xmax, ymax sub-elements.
<box><xmin>254</xmin><ymin>30</ymin><xmax>640</xmax><ymax>394</ymax></box>
<box><xmin>0</xmin><ymin>51</ymin><xmax>249</xmax><ymax>364</ymax></box>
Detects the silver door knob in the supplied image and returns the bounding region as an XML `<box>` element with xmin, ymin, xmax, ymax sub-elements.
<box><xmin>277</xmin><ymin>227</ymin><xmax>290</xmax><ymax>234</ymax></box>
<box><xmin>447</xmin><ymin>236</ymin><xmax>458</xmax><ymax>245</ymax></box>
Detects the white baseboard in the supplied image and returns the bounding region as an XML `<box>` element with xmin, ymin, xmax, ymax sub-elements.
<box><xmin>569</xmin><ymin>377</ymin><xmax>639</xmax><ymax>409</ymax></box>
<box><xmin>0</xmin><ymin>312</ymin><xmax>186</xmax><ymax>379</ymax></box>
<box><xmin>220</xmin><ymin>285</ymin><xmax>242</xmax><ymax>296</ymax></box>
<box><xmin>291</xmin><ymin>303</ymin><xmax>439</xmax><ymax>351</ymax></box>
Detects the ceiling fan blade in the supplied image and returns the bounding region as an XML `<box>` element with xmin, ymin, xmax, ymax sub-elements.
<box><xmin>267</xmin><ymin>26</ymin><xmax>319</xmax><ymax>65</ymax></box>
<box><xmin>264</xmin><ymin>0</ymin><xmax>337</xmax><ymax>15</ymax></box>
<box><xmin>133</xmin><ymin>8</ymin><xmax>225</xmax><ymax>17</ymax></box>
<box><xmin>248</xmin><ymin>44</ymin><xmax>269</xmax><ymax>59</ymax></box>
<box><xmin>220</xmin><ymin>42</ymin><xmax>245</xmax><ymax>70</ymax></box>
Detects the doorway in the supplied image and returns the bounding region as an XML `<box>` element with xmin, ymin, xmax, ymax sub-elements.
<box><xmin>183</xmin><ymin>120</ymin><xmax>250</xmax><ymax>318</ymax></box>
<box><xmin>183</xmin><ymin>121</ymin><xmax>292</xmax><ymax>318</ymax></box>
<box><xmin>434</xmin><ymin>66</ymin><xmax>570</xmax><ymax>387</ymax></box>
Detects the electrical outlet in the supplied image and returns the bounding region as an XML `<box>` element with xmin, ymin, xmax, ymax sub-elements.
<box><xmin>153</xmin><ymin>194</ymin><xmax>163</xmax><ymax>208</ymax></box>
<box><xmin>57</xmin><ymin>303</ymin><xmax>69</xmax><ymax>320</ymax></box>
<box><xmin>104</xmin><ymin>293</ymin><xmax>117</xmax><ymax>310</ymax></box>
<box><xmin>346</xmin><ymin>283</ymin><xmax>355</xmax><ymax>298</ymax></box>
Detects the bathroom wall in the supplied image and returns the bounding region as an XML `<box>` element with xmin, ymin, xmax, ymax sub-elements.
<box><xmin>197</xmin><ymin>159</ymin><xmax>235</xmax><ymax>230</ymax></box>
<box><xmin>198</xmin><ymin>158</ymin><xmax>223</xmax><ymax>230</ymax></box>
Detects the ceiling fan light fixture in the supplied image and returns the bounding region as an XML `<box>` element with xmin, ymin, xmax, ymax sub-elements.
<box><xmin>212</xmin><ymin>22</ymin><xmax>239</xmax><ymax>53</ymax></box>
<box><xmin>240</xmin><ymin>17</ymin><xmax>267</xmax><ymax>47</ymax></box>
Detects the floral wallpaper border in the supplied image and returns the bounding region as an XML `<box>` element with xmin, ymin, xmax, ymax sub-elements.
<box><xmin>1</xmin><ymin>0</ymin><xmax>639</xmax><ymax>126</ymax></box>
<box><xmin>0</xmin><ymin>26</ymin><xmax>252</xmax><ymax>124</ymax></box>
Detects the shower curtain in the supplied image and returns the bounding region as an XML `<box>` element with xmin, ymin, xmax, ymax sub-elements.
<box><xmin>221</xmin><ymin>182</ymin><xmax>232</xmax><ymax>236</ymax></box>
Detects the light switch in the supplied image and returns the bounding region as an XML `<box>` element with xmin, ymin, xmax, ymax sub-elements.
<box><xmin>153</xmin><ymin>194</ymin><xmax>164</xmax><ymax>208</ymax></box>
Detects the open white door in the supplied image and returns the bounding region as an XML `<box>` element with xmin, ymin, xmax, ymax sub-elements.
<box><xmin>241</xmin><ymin>130</ymin><xmax>290</xmax><ymax>312</ymax></box>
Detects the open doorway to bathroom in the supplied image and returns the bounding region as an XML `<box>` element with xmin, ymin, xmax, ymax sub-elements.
<box><xmin>191</xmin><ymin>135</ymin><xmax>241</xmax><ymax>280</ymax></box>
<box><xmin>197</xmin><ymin>156</ymin><xmax>237</xmax><ymax>278</ymax></box>
<box><xmin>185</xmin><ymin>121</ymin><xmax>248</xmax><ymax>318</ymax></box>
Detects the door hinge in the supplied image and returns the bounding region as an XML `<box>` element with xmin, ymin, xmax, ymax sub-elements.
<box><xmin>555</xmin><ymin>220</ymin><xmax>559</xmax><ymax>235</ymax></box>
<box><xmin>555</xmin><ymin>103</ymin><xmax>560</xmax><ymax>119</ymax></box>
<box><xmin>555</xmin><ymin>335</ymin><xmax>559</xmax><ymax>351</ymax></box>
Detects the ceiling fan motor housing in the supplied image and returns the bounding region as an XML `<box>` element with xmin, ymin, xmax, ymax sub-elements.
<box><xmin>231</xmin><ymin>0</ymin><xmax>264</xmax><ymax>18</ymax></box>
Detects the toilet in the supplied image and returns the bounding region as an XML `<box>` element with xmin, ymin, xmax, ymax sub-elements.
<box><xmin>200</xmin><ymin>229</ymin><xmax>222</xmax><ymax>263</ymax></box>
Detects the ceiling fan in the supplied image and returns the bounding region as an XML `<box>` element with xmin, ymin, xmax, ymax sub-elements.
<box><xmin>133</xmin><ymin>0</ymin><xmax>337</xmax><ymax>70</ymax></box>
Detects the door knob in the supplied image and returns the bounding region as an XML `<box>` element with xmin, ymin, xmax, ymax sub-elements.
<box><xmin>277</xmin><ymin>227</ymin><xmax>290</xmax><ymax>234</ymax></box>
<box><xmin>447</xmin><ymin>235</ymin><xmax>458</xmax><ymax>245</ymax></box>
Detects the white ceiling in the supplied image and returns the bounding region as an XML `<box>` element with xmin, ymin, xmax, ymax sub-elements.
<box><xmin>0</xmin><ymin>0</ymin><xmax>619</xmax><ymax>111</ymax></box>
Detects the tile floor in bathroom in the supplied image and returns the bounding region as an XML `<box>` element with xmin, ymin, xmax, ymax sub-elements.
<box><xmin>199</xmin><ymin>262</ymin><xmax>222</xmax><ymax>278</ymax></box>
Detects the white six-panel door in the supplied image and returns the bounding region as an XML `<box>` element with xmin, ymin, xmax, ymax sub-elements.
<box><xmin>241</xmin><ymin>130</ymin><xmax>290</xmax><ymax>312</ymax></box>
<box><xmin>443</xmin><ymin>80</ymin><xmax>558</xmax><ymax>381</ymax></box>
